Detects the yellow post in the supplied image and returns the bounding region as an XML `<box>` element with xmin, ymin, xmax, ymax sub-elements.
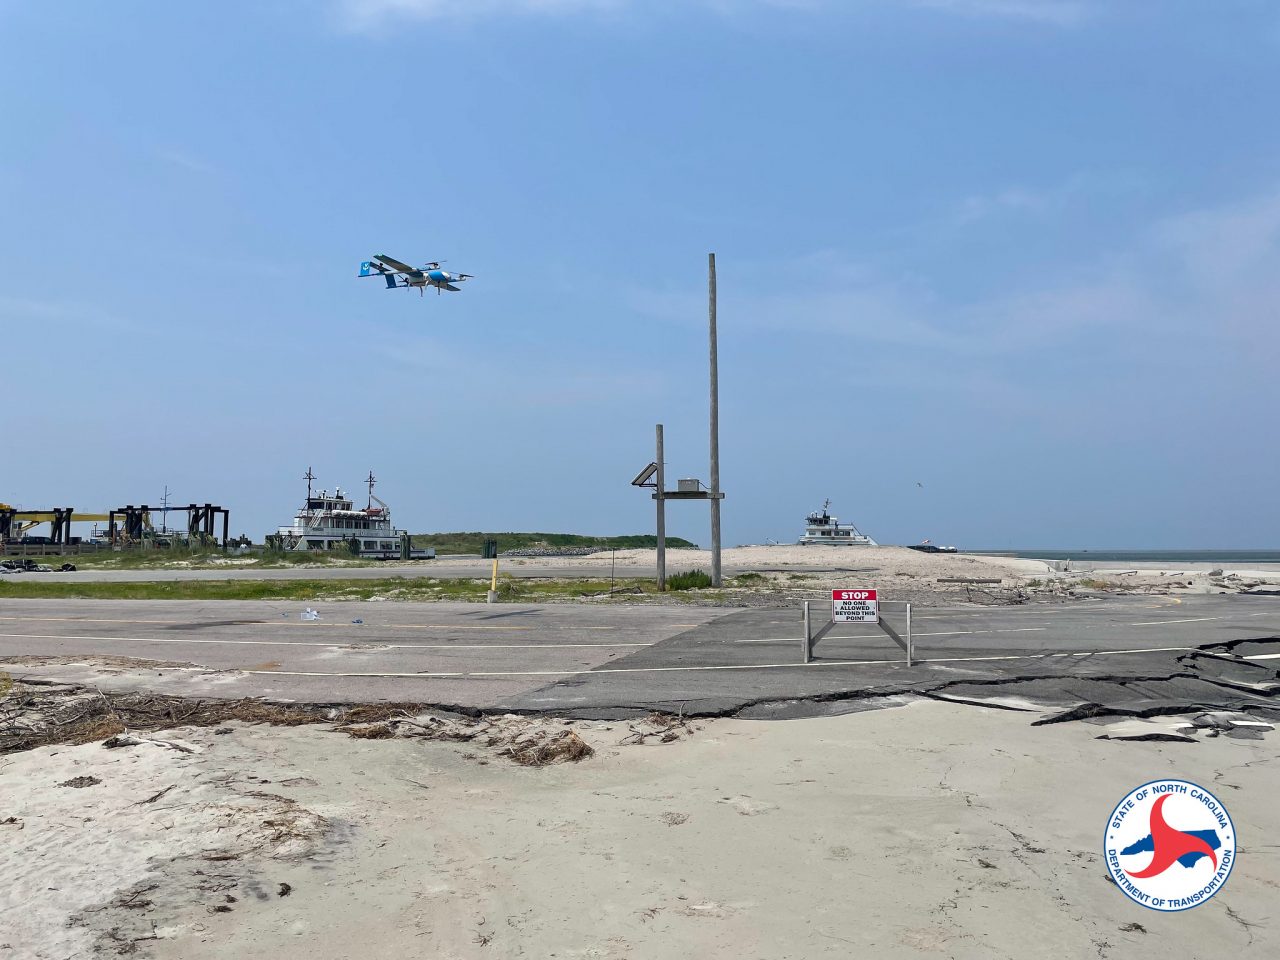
<box><xmin>490</xmin><ymin>557</ymin><xmax>499</xmax><ymax>592</ymax></box>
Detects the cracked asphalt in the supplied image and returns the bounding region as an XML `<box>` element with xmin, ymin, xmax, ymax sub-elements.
<box><xmin>1</xmin><ymin>595</ymin><xmax>1277</xmax><ymax>720</ymax></box>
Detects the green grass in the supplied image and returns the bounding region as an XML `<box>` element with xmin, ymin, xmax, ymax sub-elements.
<box><xmin>667</xmin><ymin>569</ymin><xmax>713</xmax><ymax>591</ymax></box>
<box><xmin>411</xmin><ymin>532</ymin><xmax>698</xmax><ymax>555</ymax></box>
<box><xmin>0</xmin><ymin>576</ymin><xmax>663</xmax><ymax>603</ymax></box>
<box><xmin>14</xmin><ymin>547</ymin><xmax>387</xmax><ymax>570</ymax></box>
<box><xmin>16</xmin><ymin>532</ymin><xmax>698</xmax><ymax>567</ymax></box>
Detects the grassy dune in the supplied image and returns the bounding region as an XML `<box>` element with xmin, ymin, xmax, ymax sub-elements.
<box><xmin>411</xmin><ymin>532</ymin><xmax>698</xmax><ymax>554</ymax></box>
<box><xmin>0</xmin><ymin>577</ymin><xmax>664</xmax><ymax>602</ymax></box>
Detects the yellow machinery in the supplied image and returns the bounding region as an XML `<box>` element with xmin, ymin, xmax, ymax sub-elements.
<box><xmin>0</xmin><ymin>504</ymin><xmax>114</xmax><ymax>544</ymax></box>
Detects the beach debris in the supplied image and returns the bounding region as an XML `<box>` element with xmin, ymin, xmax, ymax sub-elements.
<box><xmin>1092</xmin><ymin>710</ymin><xmax>1274</xmax><ymax>743</ymax></box>
<box><xmin>278</xmin><ymin>883</ymin><xmax>293</xmax><ymax>898</ymax></box>
<box><xmin>716</xmin><ymin>795</ymin><xmax>777</xmax><ymax>816</ymax></box>
<box><xmin>335</xmin><ymin>711</ymin><xmax>595</xmax><ymax>765</ymax></box>
<box><xmin>58</xmin><ymin>775</ymin><xmax>102</xmax><ymax>789</ymax></box>
<box><xmin>346</xmin><ymin>723</ymin><xmax>395</xmax><ymax>739</ymax></box>
<box><xmin>1</xmin><ymin>816</ymin><xmax>23</xmax><ymax>829</ymax></box>
<box><xmin>1</xmin><ymin>685</ymin><xmax>331</xmax><ymax>755</ymax></box>
<box><xmin>352</xmin><ymin>618</ymin><xmax>364</xmax><ymax>624</ymax></box>
<box><xmin>1094</xmin><ymin>718</ymin><xmax>1198</xmax><ymax>742</ymax></box>
<box><xmin>301</xmin><ymin>608</ymin><xmax>321</xmax><ymax>621</ymax></box>
<box><xmin>619</xmin><ymin>711</ymin><xmax>695</xmax><ymax>745</ymax></box>
<box><xmin>660</xmin><ymin>811</ymin><xmax>690</xmax><ymax>826</ymax></box>
<box><xmin>134</xmin><ymin>784</ymin><xmax>176</xmax><ymax>806</ymax></box>
<box><xmin>962</xmin><ymin>584</ymin><xmax>1029</xmax><ymax>605</ymax></box>
<box><xmin>1189</xmin><ymin>711</ymin><xmax>1274</xmax><ymax>740</ymax></box>
<box><xmin>103</xmin><ymin>734</ymin><xmax>200</xmax><ymax>754</ymax></box>
<box><xmin>500</xmin><ymin>728</ymin><xmax>593</xmax><ymax>766</ymax></box>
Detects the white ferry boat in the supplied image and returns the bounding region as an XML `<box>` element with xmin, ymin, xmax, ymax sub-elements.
<box><xmin>273</xmin><ymin>470</ymin><xmax>434</xmax><ymax>559</ymax></box>
<box><xmin>798</xmin><ymin>500</ymin><xmax>877</xmax><ymax>546</ymax></box>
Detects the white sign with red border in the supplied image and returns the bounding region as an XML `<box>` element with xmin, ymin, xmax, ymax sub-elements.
<box><xmin>832</xmin><ymin>589</ymin><xmax>878</xmax><ymax>623</ymax></box>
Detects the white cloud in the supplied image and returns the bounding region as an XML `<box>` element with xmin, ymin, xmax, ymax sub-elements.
<box><xmin>337</xmin><ymin>0</ymin><xmax>1090</xmax><ymax>25</ymax></box>
<box><xmin>907</xmin><ymin>0</ymin><xmax>1089</xmax><ymax>25</ymax></box>
<box><xmin>954</xmin><ymin>186</ymin><xmax>1053</xmax><ymax>224</ymax></box>
<box><xmin>0</xmin><ymin>297</ymin><xmax>140</xmax><ymax>334</ymax></box>
<box><xmin>338</xmin><ymin>0</ymin><xmax>623</xmax><ymax>24</ymax></box>
<box><xmin>157</xmin><ymin>149</ymin><xmax>218</xmax><ymax>176</ymax></box>
<box><xmin>629</xmin><ymin>185</ymin><xmax>1280</xmax><ymax>365</ymax></box>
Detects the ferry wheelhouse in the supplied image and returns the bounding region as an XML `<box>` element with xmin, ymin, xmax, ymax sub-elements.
<box><xmin>798</xmin><ymin>499</ymin><xmax>877</xmax><ymax>546</ymax></box>
<box><xmin>275</xmin><ymin>470</ymin><xmax>430</xmax><ymax>559</ymax></box>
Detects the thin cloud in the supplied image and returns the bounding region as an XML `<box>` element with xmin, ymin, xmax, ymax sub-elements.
<box><xmin>338</xmin><ymin>0</ymin><xmax>622</xmax><ymax>24</ymax></box>
<box><xmin>908</xmin><ymin>0</ymin><xmax>1090</xmax><ymax>25</ymax></box>
<box><xmin>954</xmin><ymin>186</ymin><xmax>1053</xmax><ymax>224</ymax></box>
<box><xmin>628</xmin><ymin>185</ymin><xmax>1280</xmax><ymax>363</ymax></box>
<box><xmin>0</xmin><ymin>297</ymin><xmax>140</xmax><ymax>334</ymax></box>
<box><xmin>338</xmin><ymin>0</ymin><xmax>1089</xmax><ymax>25</ymax></box>
<box><xmin>157</xmin><ymin>149</ymin><xmax>218</xmax><ymax>176</ymax></box>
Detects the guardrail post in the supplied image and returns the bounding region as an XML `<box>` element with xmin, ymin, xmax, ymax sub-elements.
<box><xmin>906</xmin><ymin>602</ymin><xmax>913</xmax><ymax>667</ymax></box>
<box><xmin>802</xmin><ymin>600</ymin><xmax>812</xmax><ymax>664</ymax></box>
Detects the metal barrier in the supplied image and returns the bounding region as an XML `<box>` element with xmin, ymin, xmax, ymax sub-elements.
<box><xmin>801</xmin><ymin>598</ymin><xmax>913</xmax><ymax>666</ymax></box>
<box><xmin>877</xmin><ymin>599</ymin><xmax>914</xmax><ymax>667</ymax></box>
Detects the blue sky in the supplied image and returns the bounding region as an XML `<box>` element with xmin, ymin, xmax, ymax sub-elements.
<box><xmin>2</xmin><ymin>0</ymin><xmax>1277</xmax><ymax>548</ymax></box>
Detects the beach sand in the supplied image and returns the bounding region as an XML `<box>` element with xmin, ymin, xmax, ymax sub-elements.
<box><xmin>2</xmin><ymin>702</ymin><xmax>1275</xmax><ymax>959</ymax></box>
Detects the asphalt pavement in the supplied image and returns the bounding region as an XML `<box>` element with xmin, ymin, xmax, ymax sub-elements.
<box><xmin>2</xmin><ymin>594</ymin><xmax>1278</xmax><ymax>719</ymax></box>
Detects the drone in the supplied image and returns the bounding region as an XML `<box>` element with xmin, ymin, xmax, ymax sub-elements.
<box><xmin>359</xmin><ymin>254</ymin><xmax>473</xmax><ymax>296</ymax></box>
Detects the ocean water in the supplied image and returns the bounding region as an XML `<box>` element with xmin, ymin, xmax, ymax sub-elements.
<box><xmin>967</xmin><ymin>549</ymin><xmax>1280</xmax><ymax>564</ymax></box>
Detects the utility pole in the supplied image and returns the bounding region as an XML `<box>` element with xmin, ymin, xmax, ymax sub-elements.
<box><xmin>656</xmin><ymin>423</ymin><xmax>667</xmax><ymax>591</ymax></box>
<box><xmin>709</xmin><ymin>253</ymin><xmax>722</xmax><ymax>587</ymax></box>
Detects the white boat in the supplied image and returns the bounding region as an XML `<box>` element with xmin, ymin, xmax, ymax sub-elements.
<box><xmin>798</xmin><ymin>500</ymin><xmax>877</xmax><ymax>546</ymax></box>
<box><xmin>273</xmin><ymin>470</ymin><xmax>434</xmax><ymax>559</ymax></box>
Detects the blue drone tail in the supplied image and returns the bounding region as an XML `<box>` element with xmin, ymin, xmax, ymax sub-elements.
<box><xmin>359</xmin><ymin>261</ymin><xmax>374</xmax><ymax>277</ymax></box>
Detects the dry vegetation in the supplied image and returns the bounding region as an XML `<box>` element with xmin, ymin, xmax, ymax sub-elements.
<box><xmin>0</xmin><ymin>681</ymin><xmax>603</xmax><ymax>767</ymax></box>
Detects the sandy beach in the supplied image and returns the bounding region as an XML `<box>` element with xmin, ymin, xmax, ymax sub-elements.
<box><xmin>2</xmin><ymin>700</ymin><xmax>1276</xmax><ymax>959</ymax></box>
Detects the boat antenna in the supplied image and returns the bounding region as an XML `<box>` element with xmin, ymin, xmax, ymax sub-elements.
<box><xmin>366</xmin><ymin>470</ymin><xmax>376</xmax><ymax>510</ymax></box>
<box><xmin>304</xmin><ymin>467</ymin><xmax>315</xmax><ymax>503</ymax></box>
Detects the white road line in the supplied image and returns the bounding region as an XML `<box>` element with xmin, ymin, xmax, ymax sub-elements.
<box><xmin>1245</xmin><ymin>653</ymin><xmax>1280</xmax><ymax>661</ymax></box>
<box><xmin>744</xmin><ymin>627</ymin><xmax>1049</xmax><ymax>643</ymax></box>
<box><xmin>0</xmin><ymin>616</ymin><xmax>615</xmax><ymax>632</ymax></box>
<box><xmin>1129</xmin><ymin>617</ymin><xmax>1221</xmax><ymax>626</ymax></box>
<box><xmin>241</xmin><ymin>645</ymin><xmax>1199</xmax><ymax>679</ymax></box>
<box><xmin>0</xmin><ymin>631</ymin><xmax>647</xmax><ymax>650</ymax></box>
<box><xmin>737</xmin><ymin>635</ymin><xmax>880</xmax><ymax>643</ymax></box>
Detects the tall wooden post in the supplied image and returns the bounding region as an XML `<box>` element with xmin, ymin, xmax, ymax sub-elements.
<box><xmin>656</xmin><ymin>423</ymin><xmax>667</xmax><ymax>591</ymax></box>
<box><xmin>709</xmin><ymin>253</ymin><xmax>722</xmax><ymax>587</ymax></box>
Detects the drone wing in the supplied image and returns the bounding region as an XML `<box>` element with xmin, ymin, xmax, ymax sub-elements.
<box><xmin>441</xmin><ymin>283</ymin><xmax>462</xmax><ymax>292</ymax></box>
<box><xmin>374</xmin><ymin>254</ymin><xmax>418</xmax><ymax>275</ymax></box>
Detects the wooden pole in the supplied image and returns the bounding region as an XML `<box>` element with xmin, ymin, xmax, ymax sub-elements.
<box><xmin>709</xmin><ymin>253</ymin><xmax>722</xmax><ymax>588</ymax></box>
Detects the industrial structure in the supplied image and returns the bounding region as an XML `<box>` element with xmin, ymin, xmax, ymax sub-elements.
<box><xmin>0</xmin><ymin>501</ymin><xmax>230</xmax><ymax>552</ymax></box>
